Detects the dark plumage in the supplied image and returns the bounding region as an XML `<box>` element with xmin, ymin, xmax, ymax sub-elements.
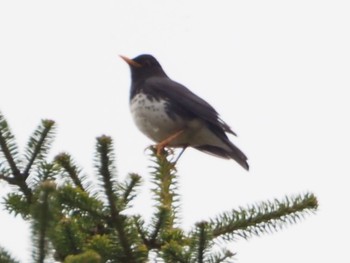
<box><xmin>121</xmin><ymin>54</ymin><xmax>249</xmax><ymax>170</ymax></box>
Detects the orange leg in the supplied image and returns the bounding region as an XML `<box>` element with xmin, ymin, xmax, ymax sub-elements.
<box><xmin>156</xmin><ymin>130</ymin><xmax>184</xmax><ymax>156</ymax></box>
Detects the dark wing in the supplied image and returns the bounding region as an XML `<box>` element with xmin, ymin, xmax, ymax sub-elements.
<box><xmin>144</xmin><ymin>77</ymin><xmax>249</xmax><ymax>170</ymax></box>
<box><xmin>144</xmin><ymin>77</ymin><xmax>237</xmax><ymax>136</ymax></box>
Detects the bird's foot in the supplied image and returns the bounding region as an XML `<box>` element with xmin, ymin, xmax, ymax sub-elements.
<box><xmin>145</xmin><ymin>144</ymin><xmax>170</xmax><ymax>157</ymax></box>
<box><xmin>156</xmin><ymin>143</ymin><xmax>166</xmax><ymax>156</ymax></box>
<box><xmin>155</xmin><ymin>130</ymin><xmax>184</xmax><ymax>156</ymax></box>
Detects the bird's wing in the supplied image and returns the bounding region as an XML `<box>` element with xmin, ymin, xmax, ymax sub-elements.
<box><xmin>144</xmin><ymin>77</ymin><xmax>237</xmax><ymax>136</ymax></box>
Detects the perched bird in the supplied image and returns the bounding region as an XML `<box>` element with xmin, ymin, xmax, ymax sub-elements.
<box><xmin>121</xmin><ymin>54</ymin><xmax>249</xmax><ymax>170</ymax></box>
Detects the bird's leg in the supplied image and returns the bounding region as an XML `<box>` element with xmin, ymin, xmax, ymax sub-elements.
<box><xmin>156</xmin><ymin>130</ymin><xmax>184</xmax><ymax>156</ymax></box>
<box><xmin>173</xmin><ymin>146</ymin><xmax>188</xmax><ymax>164</ymax></box>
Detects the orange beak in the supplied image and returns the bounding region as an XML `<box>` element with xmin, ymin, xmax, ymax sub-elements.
<box><xmin>119</xmin><ymin>55</ymin><xmax>142</xmax><ymax>68</ymax></box>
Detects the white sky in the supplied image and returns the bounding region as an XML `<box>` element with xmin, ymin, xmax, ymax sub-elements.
<box><xmin>0</xmin><ymin>0</ymin><xmax>349</xmax><ymax>262</ymax></box>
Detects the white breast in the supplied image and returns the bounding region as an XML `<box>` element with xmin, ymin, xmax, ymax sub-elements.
<box><xmin>130</xmin><ymin>93</ymin><xmax>230</xmax><ymax>150</ymax></box>
<box><xmin>130</xmin><ymin>93</ymin><xmax>185</xmax><ymax>142</ymax></box>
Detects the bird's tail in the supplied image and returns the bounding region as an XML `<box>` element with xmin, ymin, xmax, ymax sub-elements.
<box><xmin>194</xmin><ymin>143</ymin><xmax>249</xmax><ymax>171</ymax></box>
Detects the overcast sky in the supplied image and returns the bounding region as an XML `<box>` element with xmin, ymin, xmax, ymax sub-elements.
<box><xmin>1</xmin><ymin>1</ymin><xmax>349</xmax><ymax>262</ymax></box>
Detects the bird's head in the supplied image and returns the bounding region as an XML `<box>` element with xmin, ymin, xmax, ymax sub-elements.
<box><xmin>120</xmin><ymin>54</ymin><xmax>167</xmax><ymax>81</ymax></box>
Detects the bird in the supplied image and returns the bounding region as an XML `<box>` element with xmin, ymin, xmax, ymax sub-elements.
<box><xmin>120</xmin><ymin>54</ymin><xmax>249</xmax><ymax>170</ymax></box>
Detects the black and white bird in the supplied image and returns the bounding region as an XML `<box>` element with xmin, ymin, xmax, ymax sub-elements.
<box><xmin>121</xmin><ymin>54</ymin><xmax>249</xmax><ymax>170</ymax></box>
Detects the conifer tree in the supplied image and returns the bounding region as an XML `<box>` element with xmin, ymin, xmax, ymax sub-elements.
<box><xmin>0</xmin><ymin>111</ymin><xmax>318</xmax><ymax>263</ymax></box>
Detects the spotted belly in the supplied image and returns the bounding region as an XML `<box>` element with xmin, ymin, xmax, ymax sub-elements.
<box><xmin>130</xmin><ymin>93</ymin><xmax>229</xmax><ymax>151</ymax></box>
<box><xmin>130</xmin><ymin>93</ymin><xmax>187</xmax><ymax>144</ymax></box>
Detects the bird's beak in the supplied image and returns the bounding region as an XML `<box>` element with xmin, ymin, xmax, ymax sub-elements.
<box><xmin>119</xmin><ymin>55</ymin><xmax>142</xmax><ymax>68</ymax></box>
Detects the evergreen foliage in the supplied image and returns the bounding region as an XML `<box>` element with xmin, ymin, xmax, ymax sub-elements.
<box><xmin>0</xmin><ymin>111</ymin><xmax>318</xmax><ymax>262</ymax></box>
<box><xmin>0</xmin><ymin>246</ymin><xmax>20</xmax><ymax>263</ymax></box>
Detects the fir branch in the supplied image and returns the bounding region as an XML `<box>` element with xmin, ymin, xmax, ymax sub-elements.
<box><xmin>23</xmin><ymin>119</ymin><xmax>55</xmax><ymax>179</ymax></box>
<box><xmin>31</xmin><ymin>180</ymin><xmax>57</xmax><ymax>263</ymax></box>
<box><xmin>150</xmin><ymin>147</ymin><xmax>180</xmax><ymax>232</ymax></box>
<box><xmin>64</xmin><ymin>250</ymin><xmax>102</xmax><ymax>263</ymax></box>
<box><xmin>161</xmin><ymin>240</ymin><xmax>190</xmax><ymax>263</ymax></box>
<box><xmin>86</xmin><ymin>235</ymin><xmax>116</xmax><ymax>262</ymax></box>
<box><xmin>95</xmin><ymin>135</ymin><xmax>135</xmax><ymax>263</ymax></box>
<box><xmin>29</xmin><ymin>162</ymin><xmax>60</xmax><ymax>190</ymax></box>
<box><xmin>133</xmin><ymin>216</ymin><xmax>152</xmax><ymax>248</ymax></box>
<box><xmin>0</xmin><ymin>246</ymin><xmax>20</xmax><ymax>263</ymax></box>
<box><xmin>0</xmin><ymin>113</ymin><xmax>320</xmax><ymax>262</ymax></box>
<box><xmin>56</xmin><ymin>185</ymin><xmax>105</xmax><ymax>222</ymax></box>
<box><xmin>0</xmin><ymin>113</ymin><xmax>44</xmax><ymax>203</ymax></box>
<box><xmin>95</xmin><ymin>136</ymin><xmax>120</xmax><ymax>220</ymax></box>
<box><xmin>52</xmin><ymin>218</ymin><xmax>85</xmax><ymax>261</ymax></box>
<box><xmin>55</xmin><ymin>153</ymin><xmax>85</xmax><ymax>191</ymax></box>
<box><xmin>119</xmin><ymin>173</ymin><xmax>142</xmax><ymax>208</ymax></box>
<box><xmin>148</xmin><ymin>206</ymin><xmax>171</xmax><ymax>249</ymax></box>
<box><xmin>210</xmin><ymin>193</ymin><xmax>318</xmax><ymax>241</ymax></box>
<box><xmin>95</xmin><ymin>136</ymin><xmax>119</xmax><ymax>210</ymax></box>
<box><xmin>17</xmin><ymin>180</ymin><xmax>33</xmax><ymax>203</ymax></box>
<box><xmin>3</xmin><ymin>193</ymin><xmax>31</xmax><ymax>219</ymax></box>
<box><xmin>0</xmin><ymin>169</ymin><xmax>33</xmax><ymax>204</ymax></box>
<box><xmin>0</xmin><ymin>171</ymin><xmax>16</xmax><ymax>184</ymax></box>
<box><xmin>0</xmin><ymin>112</ymin><xmax>21</xmax><ymax>178</ymax></box>
<box><xmin>207</xmin><ymin>249</ymin><xmax>235</xmax><ymax>263</ymax></box>
<box><xmin>143</xmin><ymin>147</ymin><xmax>183</xmax><ymax>255</ymax></box>
<box><xmin>195</xmin><ymin>222</ymin><xmax>211</xmax><ymax>263</ymax></box>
